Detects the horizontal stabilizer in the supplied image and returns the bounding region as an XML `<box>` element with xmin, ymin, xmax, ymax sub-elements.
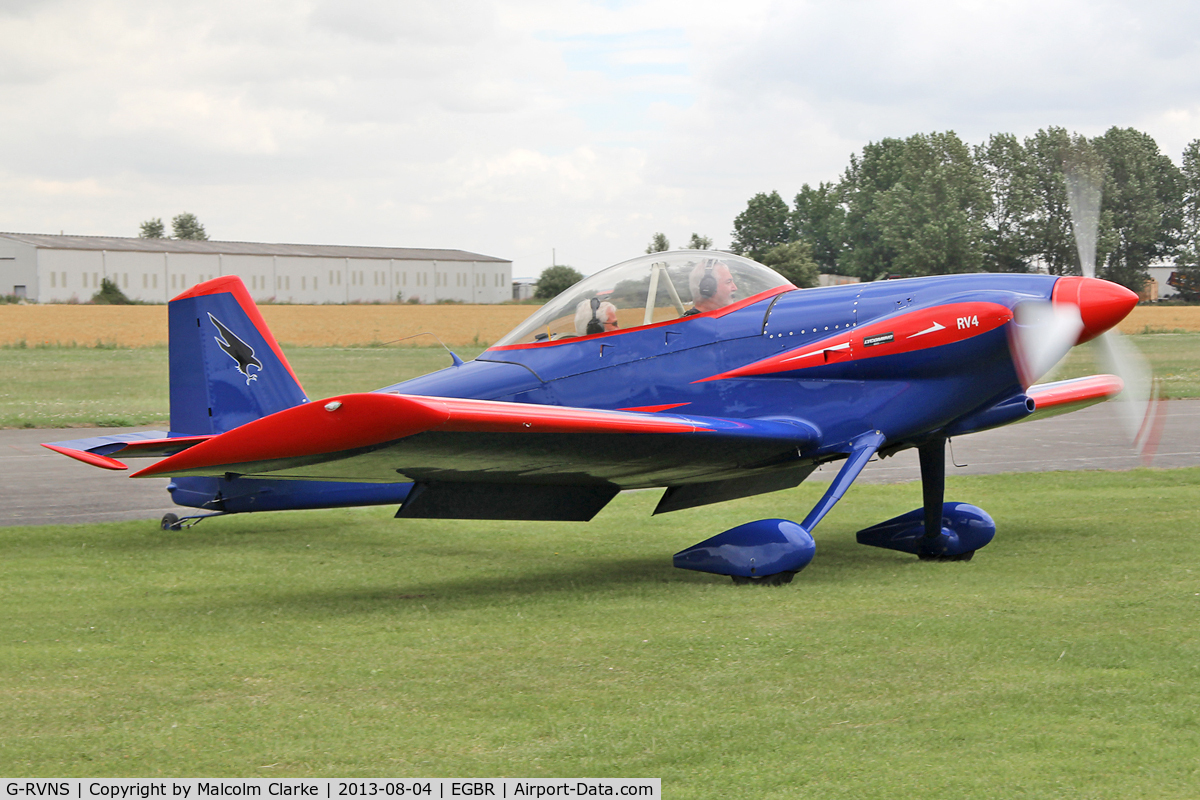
<box><xmin>42</xmin><ymin>431</ymin><xmax>214</xmax><ymax>471</ymax></box>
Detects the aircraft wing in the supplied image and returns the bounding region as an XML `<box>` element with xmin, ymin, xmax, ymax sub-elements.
<box><xmin>126</xmin><ymin>393</ymin><xmax>821</xmax><ymax>494</ymax></box>
<box><xmin>1025</xmin><ymin>374</ymin><xmax>1124</xmax><ymax>421</ymax></box>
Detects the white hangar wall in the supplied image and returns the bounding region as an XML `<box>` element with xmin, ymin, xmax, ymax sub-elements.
<box><xmin>0</xmin><ymin>234</ymin><xmax>513</xmax><ymax>305</ymax></box>
<box><xmin>0</xmin><ymin>237</ymin><xmax>38</xmax><ymax>300</ymax></box>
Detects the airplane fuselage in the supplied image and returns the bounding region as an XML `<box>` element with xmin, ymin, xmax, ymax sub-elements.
<box><xmin>383</xmin><ymin>273</ymin><xmax>1055</xmax><ymax>461</ymax></box>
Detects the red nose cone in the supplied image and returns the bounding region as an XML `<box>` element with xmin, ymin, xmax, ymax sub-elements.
<box><xmin>1052</xmin><ymin>276</ymin><xmax>1139</xmax><ymax>344</ymax></box>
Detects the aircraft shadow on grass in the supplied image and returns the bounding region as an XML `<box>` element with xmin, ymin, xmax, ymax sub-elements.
<box><xmin>160</xmin><ymin>536</ymin><xmax>923</xmax><ymax>616</ymax></box>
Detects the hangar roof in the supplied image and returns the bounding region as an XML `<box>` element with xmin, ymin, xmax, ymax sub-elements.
<box><xmin>0</xmin><ymin>232</ymin><xmax>509</xmax><ymax>263</ymax></box>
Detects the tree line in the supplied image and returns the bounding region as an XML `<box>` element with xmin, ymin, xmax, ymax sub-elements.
<box><xmin>730</xmin><ymin>127</ymin><xmax>1200</xmax><ymax>295</ymax></box>
<box><xmin>139</xmin><ymin>213</ymin><xmax>208</xmax><ymax>241</ymax></box>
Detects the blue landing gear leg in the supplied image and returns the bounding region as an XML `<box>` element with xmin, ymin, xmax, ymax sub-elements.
<box><xmin>674</xmin><ymin>431</ymin><xmax>887</xmax><ymax>584</ymax></box>
<box><xmin>917</xmin><ymin>438</ymin><xmax>966</xmax><ymax>561</ymax></box>
<box><xmin>857</xmin><ymin>437</ymin><xmax>995</xmax><ymax>559</ymax></box>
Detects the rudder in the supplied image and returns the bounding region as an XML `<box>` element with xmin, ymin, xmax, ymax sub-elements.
<box><xmin>169</xmin><ymin>276</ymin><xmax>307</xmax><ymax>435</ymax></box>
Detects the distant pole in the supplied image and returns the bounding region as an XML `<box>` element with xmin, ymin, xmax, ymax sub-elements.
<box><xmin>552</xmin><ymin>248</ymin><xmax>556</xmax><ymax>267</ymax></box>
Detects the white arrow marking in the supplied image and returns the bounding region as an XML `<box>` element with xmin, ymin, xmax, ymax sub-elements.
<box><xmin>783</xmin><ymin>341</ymin><xmax>850</xmax><ymax>363</ymax></box>
<box><xmin>908</xmin><ymin>321</ymin><xmax>945</xmax><ymax>339</ymax></box>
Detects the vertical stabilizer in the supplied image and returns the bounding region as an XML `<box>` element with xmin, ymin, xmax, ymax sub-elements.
<box><xmin>169</xmin><ymin>276</ymin><xmax>307</xmax><ymax>435</ymax></box>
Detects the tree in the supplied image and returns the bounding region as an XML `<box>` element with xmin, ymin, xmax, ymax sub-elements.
<box><xmin>760</xmin><ymin>241</ymin><xmax>819</xmax><ymax>288</ymax></box>
<box><xmin>975</xmin><ymin>133</ymin><xmax>1036</xmax><ymax>272</ymax></box>
<box><xmin>139</xmin><ymin>218</ymin><xmax>165</xmax><ymax>238</ymax></box>
<box><xmin>172</xmin><ymin>212</ymin><xmax>208</xmax><ymax>241</ymax></box>
<box><xmin>839</xmin><ymin>137</ymin><xmax>908</xmax><ymax>279</ymax></box>
<box><xmin>1023</xmin><ymin>127</ymin><xmax>1085</xmax><ymax>276</ymax></box>
<box><xmin>1180</xmin><ymin>138</ymin><xmax>1200</xmax><ymax>267</ymax></box>
<box><xmin>686</xmin><ymin>233</ymin><xmax>712</xmax><ymax>250</ymax></box>
<box><xmin>841</xmin><ymin>132</ymin><xmax>988</xmax><ymax>279</ymax></box>
<box><xmin>646</xmin><ymin>233</ymin><xmax>670</xmax><ymax>253</ymax></box>
<box><xmin>790</xmin><ymin>182</ymin><xmax>844</xmax><ymax>273</ymax></box>
<box><xmin>884</xmin><ymin>132</ymin><xmax>988</xmax><ymax>277</ymax></box>
<box><xmin>731</xmin><ymin>191</ymin><xmax>790</xmax><ymax>260</ymax></box>
<box><xmin>1174</xmin><ymin>139</ymin><xmax>1200</xmax><ymax>301</ymax></box>
<box><xmin>534</xmin><ymin>265</ymin><xmax>583</xmax><ymax>300</ymax></box>
<box><xmin>91</xmin><ymin>277</ymin><xmax>134</xmax><ymax>305</ymax></box>
<box><xmin>1094</xmin><ymin>127</ymin><xmax>1184</xmax><ymax>292</ymax></box>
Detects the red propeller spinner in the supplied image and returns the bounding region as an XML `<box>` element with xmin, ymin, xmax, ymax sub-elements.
<box><xmin>1052</xmin><ymin>276</ymin><xmax>1139</xmax><ymax>344</ymax></box>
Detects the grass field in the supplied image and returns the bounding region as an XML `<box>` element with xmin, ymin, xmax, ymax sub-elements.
<box><xmin>1056</xmin><ymin>333</ymin><xmax>1200</xmax><ymax>399</ymax></box>
<box><xmin>1</xmin><ymin>334</ymin><xmax>1196</xmax><ymax>429</ymax></box>
<box><xmin>1</xmin><ymin>469</ymin><xmax>1198</xmax><ymax>794</ymax></box>
<box><xmin>0</xmin><ymin>346</ymin><xmax>488</xmax><ymax>428</ymax></box>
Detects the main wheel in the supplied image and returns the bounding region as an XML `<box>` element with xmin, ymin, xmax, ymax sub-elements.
<box><xmin>160</xmin><ymin>513</ymin><xmax>180</xmax><ymax>531</ymax></box>
<box><xmin>731</xmin><ymin>570</ymin><xmax>797</xmax><ymax>586</ymax></box>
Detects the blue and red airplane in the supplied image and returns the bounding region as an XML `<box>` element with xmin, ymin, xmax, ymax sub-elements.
<box><xmin>43</xmin><ymin>249</ymin><xmax>1149</xmax><ymax>584</ymax></box>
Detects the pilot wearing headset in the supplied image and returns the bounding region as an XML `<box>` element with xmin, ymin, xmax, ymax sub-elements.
<box><xmin>574</xmin><ymin>297</ymin><xmax>620</xmax><ymax>336</ymax></box>
<box><xmin>684</xmin><ymin>259</ymin><xmax>738</xmax><ymax>315</ymax></box>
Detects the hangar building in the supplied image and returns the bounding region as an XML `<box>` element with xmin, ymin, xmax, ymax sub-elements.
<box><xmin>0</xmin><ymin>233</ymin><xmax>512</xmax><ymax>305</ymax></box>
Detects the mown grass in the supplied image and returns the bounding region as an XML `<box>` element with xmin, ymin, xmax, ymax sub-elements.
<box><xmin>0</xmin><ymin>346</ymin><xmax>487</xmax><ymax>428</ymax></box>
<box><xmin>1055</xmin><ymin>334</ymin><xmax>1200</xmax><ymax>398</ymax></box>
<box><xmin>1</xmin><ymin>335</ymin><xmax>1198</xmax><ymax>429</ymax></box>
<box><xmin>2</xmin><ymin>469</ymin><xmax>1198</xmax><ymax>795</ymax></box>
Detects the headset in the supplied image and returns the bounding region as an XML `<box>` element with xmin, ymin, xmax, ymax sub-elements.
<box><xmin>586</xmin><ymin>296</ymin><xmax>605</xmax><ymax>335</ymax></box>
<box><xmin>698</xmin><ymin>259</ymin><xmax>718</xmax><ymax>299</ymax></box>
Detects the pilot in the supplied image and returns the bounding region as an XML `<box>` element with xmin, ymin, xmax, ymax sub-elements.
<box><xmin>685</xmin><ymin>259</ymin><xmax>738</xmax><ymax>315</ymax></box>
<box><xmin>575</xmin><ymin>297</ymin><xmax>620</xmax><ymax>336</ymax></box>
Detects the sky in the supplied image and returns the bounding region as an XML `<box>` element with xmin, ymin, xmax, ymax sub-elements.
<box><xmin>1</xmin><ymin>0</ymin><xmax>1198</xmax><ymax>278</ymax></box>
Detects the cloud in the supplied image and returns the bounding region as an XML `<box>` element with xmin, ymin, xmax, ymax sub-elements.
<box><xmin>0</xmin><ymin>0</ymin><xmax>1197</xmax><ymax>278</ymax></box>
<box><xmin>710</xmin><ymin>0</ymin><xmax>1200</xmax><ymax>142</ymax></box>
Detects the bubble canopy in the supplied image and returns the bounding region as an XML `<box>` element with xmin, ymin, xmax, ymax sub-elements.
<box><xmin>493</xmin><ymin>251</ymin><xmax>795</xmax><ymax>348</ymax></box>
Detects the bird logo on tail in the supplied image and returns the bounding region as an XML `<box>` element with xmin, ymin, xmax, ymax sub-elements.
<box><xmin>208</xmin><ymin>313</ymin><xmax>263</xmax><ymax>384</ymax></box>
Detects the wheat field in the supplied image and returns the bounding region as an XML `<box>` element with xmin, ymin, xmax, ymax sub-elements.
<box><xmin>0</xmin><ymin>303</ymin><xmax>540</xmax><ymax>348</ymax></box>
<box><xmin>1</xmin><ymin>303</ymin><xmax>1198</xmax><ymax>349</ymax></box>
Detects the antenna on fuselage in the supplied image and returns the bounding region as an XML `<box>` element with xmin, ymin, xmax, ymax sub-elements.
<box><xmin>380</xmin><ymin>332</ymin><xmax>465</xmax><ymax>367</ymax></box>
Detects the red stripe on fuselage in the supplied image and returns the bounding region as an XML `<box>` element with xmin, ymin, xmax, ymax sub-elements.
<box><xmin>697</xmin><ymin>301</ymin><xmax>1013</xmax><ymax>382</ymax></box>
<box><xmin>618</xmin><ymin>402</ymin><xmax>692</xmax><ymax>413</ymax></box>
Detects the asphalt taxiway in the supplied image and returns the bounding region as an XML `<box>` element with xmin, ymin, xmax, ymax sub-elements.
<box><xmin>3</xmin><ymin>399</ymin><xmax>1198</xmax><ymax>527</ymax></box>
